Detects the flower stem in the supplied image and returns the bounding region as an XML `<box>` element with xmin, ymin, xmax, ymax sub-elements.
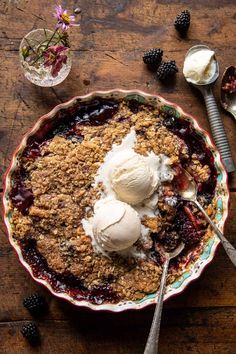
<box><xmin>24</xmin><ymin>37</ymin><xmax>38</xmax><ymax>55</ymax></box>
<box><xmin>44</xmin><ymin>28</ymin><xmax>58</xmax><ymax>49</ymax></box>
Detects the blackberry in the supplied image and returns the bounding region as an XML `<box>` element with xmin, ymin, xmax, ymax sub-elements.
<box><xmin>156</xmin><ymin>60</ymin><xmax>178</xmax><ymax>81</ymax></box>
<box><xmin>21</xmin><ymin>322</ymin><xmax>40</xmax><ymax>345</ymax></box>
<box><xmin>162</xmin><ymin>230</ymin><xmax>180</xmax><ymax>252</ymax></box>
<box><xmin>143</xmin><ymin>48</ymin><xmax>163</xmax><ymax>67</ymax></box>
<box><xmin>23</xmin><ymin>294</ymin><xmax>47</xmax><ymax>315</ymax></box>
<box><xmin>175</xmin><ymin>210</ymin><xmax>201</xmax><ymax>246</ymax></box>
<box><xmin>174</xmin><ymin>10</ymin><xmax>191</xmax><ymax>34</ymax></box>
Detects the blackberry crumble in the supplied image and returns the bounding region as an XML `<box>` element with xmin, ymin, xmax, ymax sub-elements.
<box><xmin>9</xmin><ymin>97</ymin><xmax>217</xmax><ymax>304</ymax></box>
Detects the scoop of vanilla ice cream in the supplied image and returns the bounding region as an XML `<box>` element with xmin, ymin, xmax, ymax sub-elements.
<box><xmin>92</xmin><ymin>199</ymin><xmax>141</xmax><ymax>252</ymax></box>
<box><xmin>108</xmin><ymin>149</ymin><xmax>158</xmax><ymax>205</ymax></box>
<box><xmin>183</xmin><ymin>49</ymin><xmax>216</xmax><ymax>84</ymax></box>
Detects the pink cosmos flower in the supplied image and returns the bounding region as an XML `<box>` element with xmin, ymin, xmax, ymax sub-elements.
<box><xmin>43</xmin><ymin>45</ymin><xmax>69</xmax><ymax>77</ymax></box>
<box><xmin>54</xmin><ymin>4</ymin><xmax>77</xmax><ymax>31</ymax></box>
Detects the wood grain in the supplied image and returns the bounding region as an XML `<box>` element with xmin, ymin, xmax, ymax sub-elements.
<box><xmin>1</xmin><ymin>0</ymin><xmax>236</xmax><ymax>353</ymax></box>
<box><xmin>0</xmin><ymin>307</ymin><xmax>236</xmax><ymax>354</ymax></box>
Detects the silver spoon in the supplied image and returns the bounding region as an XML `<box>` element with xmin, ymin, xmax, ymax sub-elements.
<box><xmin>220</xmin><ymin>66</ymin><xmax>236</xmax><ymax>120</ymax></box>
<box><xmin>178</xmin><ymin>169</ymin><xmax>236</xmax><ymax>267</ymax></box>
<box><xmin>184</xmin><ymin>45</ymin><xmax>235</xmax><ymax>173</ymax></box>
<box><xmin>144</xmin><ymin>242</ymin><xmax>184</xmax><ymax>354</ymax></box>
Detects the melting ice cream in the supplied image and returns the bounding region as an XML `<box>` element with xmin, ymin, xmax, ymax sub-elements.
<box><xmin>82</xmin><ymin>130</ymin><xmax>174</xmax><ymax>255</ymax></box>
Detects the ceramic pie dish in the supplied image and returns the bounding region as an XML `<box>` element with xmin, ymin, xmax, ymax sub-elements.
<box><xmin>3</xmin><ymin>89</ymin><xmax>229</xmax><ymax>311</ymax></box>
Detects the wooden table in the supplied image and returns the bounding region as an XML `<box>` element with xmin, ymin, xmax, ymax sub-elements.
<box><xmin>0</xmin><ymin>1</ymin><xmax>236</xmax><ymax>353</ymax></box>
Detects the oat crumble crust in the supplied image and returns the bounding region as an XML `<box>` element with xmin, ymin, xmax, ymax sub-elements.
<box><xmin>11</xmin><ymin>100</ymin><xmax>216</xmax><ymax>302</ymax></box>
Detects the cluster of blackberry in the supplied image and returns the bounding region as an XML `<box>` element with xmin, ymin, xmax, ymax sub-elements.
<box><xmin>142</xmin><ymin>10</ymin><xmax>191</xmax><ymax>81</ymax></box>
<box><xmin>21</xmin><ymin>294</ymin><xmax>48</xmax><ymax>346</ymax></box>
<box><xmin>143</xmin><ymin>48</ymin><xmax>178</xmax><ymax>81</ymax></box>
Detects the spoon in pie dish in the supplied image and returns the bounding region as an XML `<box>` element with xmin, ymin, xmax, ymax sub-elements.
<box><xmin>144</xmin><ymin>242</ymin><xmax>184</xmax><ymax>354</ymax></box>
<box><xmin>177</xmin><ymin>169</ymin><xmax>236</xmax><ymax>267</ymax></box>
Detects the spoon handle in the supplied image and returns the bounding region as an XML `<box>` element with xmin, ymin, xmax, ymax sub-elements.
<box><xmin>195</xmin><ymin>200</ymin><xmax>236</xmax><ymax>267</ymax></box>
<box><xmin>144</xmin><ymin>258</ymin><xmax>169</xmax><ymax>354</ymax></box>
<box><xmin>202</xmin><ymin>87</ymin><xmax>235</xmax><ymax>173</ymax></box>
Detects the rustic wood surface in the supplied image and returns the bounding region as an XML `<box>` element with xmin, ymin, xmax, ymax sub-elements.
<box><xmin>0</xmin><ymin>1</ymin><xmax>236</xmax><ymax>353</ymax></box>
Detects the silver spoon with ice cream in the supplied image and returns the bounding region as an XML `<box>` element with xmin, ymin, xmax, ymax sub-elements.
<box><xmin>183</xmin><ymin>44</ymin><xmax>235</xmax><ymax>173</ymax></box>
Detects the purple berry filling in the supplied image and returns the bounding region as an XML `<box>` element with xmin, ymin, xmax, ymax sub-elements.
<box><xmin>163</xmin><ymin>115</ymin><xmax>217</xmax><ymax>199</ymax></box>
<box><xmin>20</xmin><ymin>238</ymin><xmax>119</xmax><ymax>305</ymax></box>
<box><xmin>9</xmin><ymin>181</ymin><xmax>33</xmax><ymax>215</ymax></box>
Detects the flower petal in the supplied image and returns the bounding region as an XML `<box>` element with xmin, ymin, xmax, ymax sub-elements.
<box><xmin>51</xmin><ymin>59</ymin><xmax>63</xmax><ymax>77</ymax></box>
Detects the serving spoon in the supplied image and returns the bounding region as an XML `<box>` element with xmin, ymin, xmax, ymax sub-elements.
<box><xmin>177</xmin><ymin>169</ymin><xmax>236</xmax><ymax>267</ymax></box>
<box><xmin>144</xmin><ymin>242</ymin><xmax>184</xmax><ymax>354</ymax></box>
<box><xmin>184</xmin><ymin>45</ymin><xmax>235</xmax><ymax>173</ymax></box>
<box><xmin>220</xmin><ymin>66</ymin><xmax>236</xmax><ymax>120</ymax></box>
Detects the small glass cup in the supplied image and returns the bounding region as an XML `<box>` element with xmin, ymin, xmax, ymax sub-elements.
<box><xmin>19</xmin><ymin>28</ymin><xmax>72</xmax><ymax>87</ymax></box>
